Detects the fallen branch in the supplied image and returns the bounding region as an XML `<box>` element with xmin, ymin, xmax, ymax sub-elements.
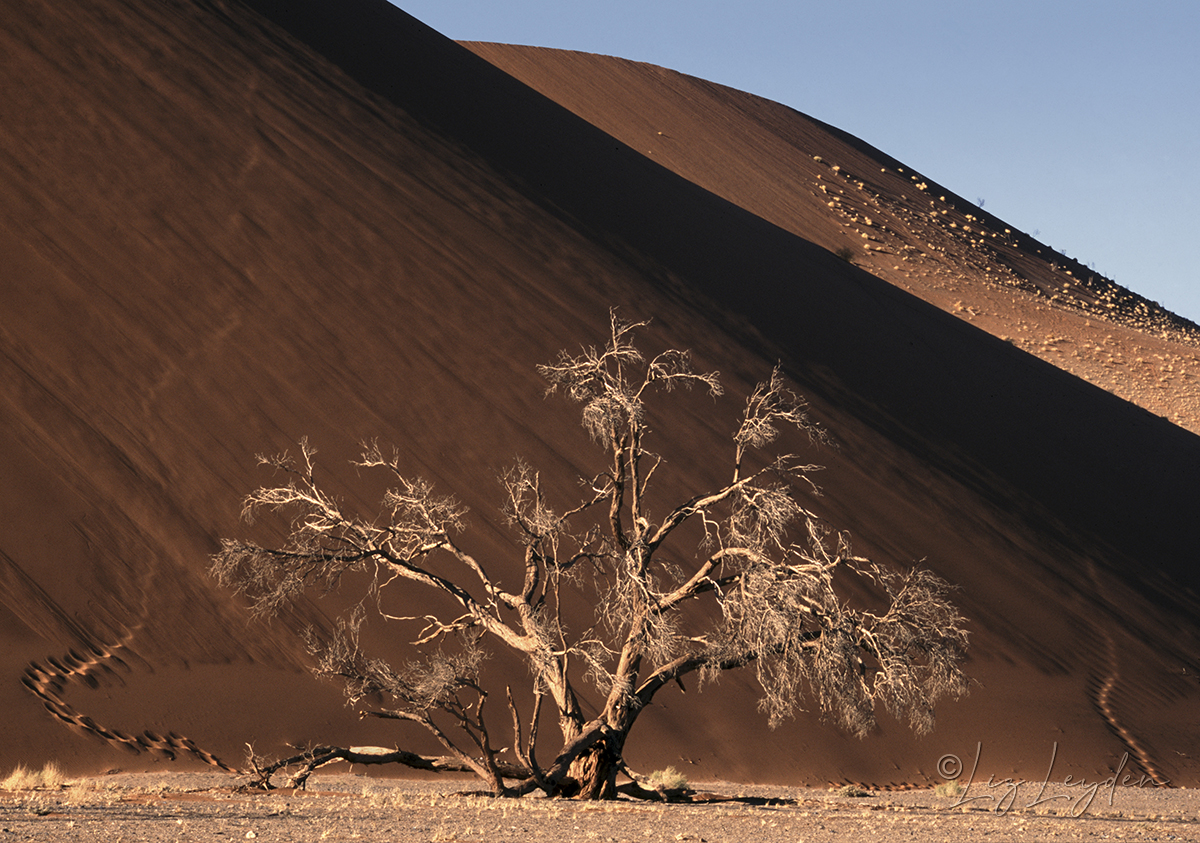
<box><xmin>241</xmin><ymin>744</ymin><xmax>530</xmax><ymax>791</ymax></box>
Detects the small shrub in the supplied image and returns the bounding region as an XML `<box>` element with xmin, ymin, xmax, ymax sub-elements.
<box><xmin>646</xmin><ymin>766</ymin><xmax>688</xmax><ymax>791</ymax></box>
<box><xmin>834</xmin><ymin>245</ymin><xmax>857</xmax><ymax>263</ymax></box>
<box><xmin>832</xmin><ymin>783</ymin><xmax>871</xmax><ymax>798</ymax></box>
<box><xmin>934</xmin><ymin>779</ymin><xmax>965</xmax><ymax>798</ymax></box>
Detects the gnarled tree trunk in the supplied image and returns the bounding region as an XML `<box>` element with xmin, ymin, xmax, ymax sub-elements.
<box><xmin>565</xmin><ymin>735</ymin><xmax>622</xmax><ymax>799</ymax></box>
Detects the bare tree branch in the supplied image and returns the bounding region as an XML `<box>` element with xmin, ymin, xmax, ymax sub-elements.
<box><xmin>213</xmin><ymin>310</ymin><xmax>968</xmax><ymax>798</ymax></box>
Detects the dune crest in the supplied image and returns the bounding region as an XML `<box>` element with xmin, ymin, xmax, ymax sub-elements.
<box><xmin>464</xmin><ymin>42</ymin><xmax>1200</xmax><ymax>434</ymax></box>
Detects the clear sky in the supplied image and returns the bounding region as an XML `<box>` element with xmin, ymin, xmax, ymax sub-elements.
<box><xmin>392</xmin><ymin>1</ymin><xmax>1199</xmax><ymax>323</ymax></box>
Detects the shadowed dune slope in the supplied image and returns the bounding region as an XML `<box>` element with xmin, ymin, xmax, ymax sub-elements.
<box><xmin>2</xmin><ymin>0</ymin><xmax>1199</xmax><ymax>787</ymax></box>
<box><xmin>464</xmin><ymin>43</ymin><xmax>1200</xmax><ymax>434</ymax></box>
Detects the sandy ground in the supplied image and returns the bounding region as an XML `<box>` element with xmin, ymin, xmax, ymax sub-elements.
<box><xmin>1</xmin><ymin>772</ymin><xmax>1197</xmax><ymax>842</ymax></box>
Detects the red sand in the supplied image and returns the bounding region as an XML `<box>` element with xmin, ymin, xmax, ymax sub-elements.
<box><xmin>2</xmin><ymin>0</ymin><xmax>1198</xmax><ymax>789</ymax></box>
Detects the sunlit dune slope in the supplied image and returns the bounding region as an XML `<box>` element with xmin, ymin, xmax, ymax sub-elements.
<box><xmin>1</xmin><ymin>0</ymin><xmax>1198</xmax><ymax>787</ymax></box>
<box><xmin>464</xmin><ymin>43</ymin><xmax>1200</xmax><ymax>435</ymax></box>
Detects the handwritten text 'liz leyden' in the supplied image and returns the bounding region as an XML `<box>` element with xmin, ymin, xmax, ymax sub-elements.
<box><xmin>936</xmin><ymin>742</ymin><xmax>1162</xmax><ymax>816</ymax></box>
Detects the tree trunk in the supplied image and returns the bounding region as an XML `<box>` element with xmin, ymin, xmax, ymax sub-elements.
<box><xmin>560</xmin><ymin>682</ymin><xmax>643</xmax><ymax>799</ymax></box>
<box><xmin>565</xmin><ymin>740</ymin><xmax>619</xmax><ymax>799</ymax></box>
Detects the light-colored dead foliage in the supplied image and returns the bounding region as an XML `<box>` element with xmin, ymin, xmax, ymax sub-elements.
<box><xmin>1</xmin><ymin>762</ymin><xmax>65</xmax><ymax>791</ymax></box>
<box><xmin>212</xmin><ymin>310</ymin><xmax>968</xmax><ymax>799</ymax></box>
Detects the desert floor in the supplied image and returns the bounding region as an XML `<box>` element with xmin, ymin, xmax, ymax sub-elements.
<box><xmin>1</xmin><ymin>771</ymin><xmax>1196</xmax><ymax>842</ymax></box>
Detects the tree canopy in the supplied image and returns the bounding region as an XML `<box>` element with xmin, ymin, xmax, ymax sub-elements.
<box><xmin>212</xmin><ymin>311</ymin><xmax>969</xmax><ymax>798</ymax></box>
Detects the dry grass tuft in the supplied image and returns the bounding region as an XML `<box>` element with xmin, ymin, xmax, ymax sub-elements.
<box><xmin>934</xmin><ymin>780</ymin><xmax>965</xmax><ymax>798</ymax></box>
<box><xmin>1</xmin><ymin>762</ymin><xmax>66</xmax><ymax>791</ymax></box>
<box><xmin>647</xmin><ymin>766</ymin><xmax>689</xmax><ymax>790</ymax></box>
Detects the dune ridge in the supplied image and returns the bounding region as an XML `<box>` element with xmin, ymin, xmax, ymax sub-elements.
<box><xmin>1</xmin><ymin>0</ymin><xmax>1198</xmax><ymax>787</ymax></box>
<box><xmin>463</xmin><ymin>42</ymin><xmax>1200</xmax><ymax>434</ymax></box>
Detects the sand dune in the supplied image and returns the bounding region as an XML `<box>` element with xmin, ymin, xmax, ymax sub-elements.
<box><xmin>2</xmin><ymin>0</ymin><xmax>1198</xmax><ymax>788</ymax></box>
<box><xmin>464</xmin><ymin>42</ymin><xmax>1200</xmax><ymax>434</ymax></box>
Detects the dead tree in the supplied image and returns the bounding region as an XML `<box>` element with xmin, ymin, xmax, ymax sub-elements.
<box><xmin>211</xmin><ymin>311</ymin><xmax>969</xmax><ymax>798</ymax></box>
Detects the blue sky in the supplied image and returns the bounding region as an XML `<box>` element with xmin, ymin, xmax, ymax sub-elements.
<box><xmin>393</xmin><ymin>1</ymin><xmax>1199</xmax><ymax>323</ymax></box>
